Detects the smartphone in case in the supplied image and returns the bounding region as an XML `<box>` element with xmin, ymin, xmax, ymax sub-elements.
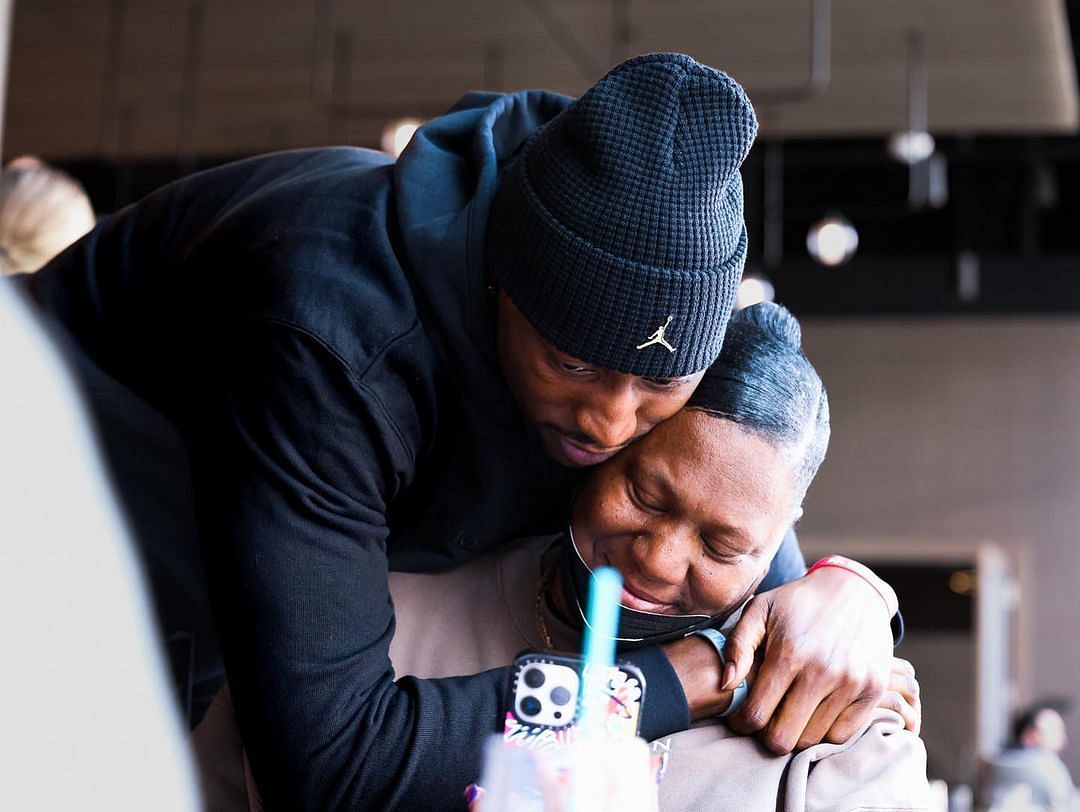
<box><xmin>502</xmin><ymin>651</ymin><xmax>646</xmax><ymax>751</ymax></box>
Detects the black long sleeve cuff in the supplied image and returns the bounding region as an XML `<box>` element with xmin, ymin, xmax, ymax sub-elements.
<box><xmin>624</xmin><ymin>644</ymin><xmax>691</xmax><ymax>742</ymax></box>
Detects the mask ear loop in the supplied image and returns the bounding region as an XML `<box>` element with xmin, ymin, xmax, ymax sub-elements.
<box><xmin>717</xmin><ymin>593</ymin><xmax>753</xmax><ymax>635</ymax></box>
<box><xmin>676</xmin><ymin>576</ymin><xmax>758</xmax><ymax>639</ymax></box>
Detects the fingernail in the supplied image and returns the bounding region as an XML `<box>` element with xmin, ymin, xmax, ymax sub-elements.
<box><xmin>722</xmin><ymin>662</ymin><xmax>737</xmax><ymax>691</ymax></box>
<box><xmin>464</xmin><ymin>784</ymin><xmax>480</xmax><ymax>804</ymax></box>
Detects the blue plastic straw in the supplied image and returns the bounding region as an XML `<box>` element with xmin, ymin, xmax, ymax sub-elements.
<box><xmin>578</xmin><ymin>566</ymin><xmax>622</xmax><ymax>737</ymax></box>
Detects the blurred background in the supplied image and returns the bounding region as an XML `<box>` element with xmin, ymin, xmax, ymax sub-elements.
<box><xmin>5</xmin><ymin>0</ymin><xmax>1080</xmax><ymax>806</ymax></box>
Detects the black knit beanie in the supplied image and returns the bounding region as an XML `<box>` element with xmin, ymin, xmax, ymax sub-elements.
<box><xmin>487</xmin><ymin>52</ymin><xmax>758</xmax><ymax>377</ymax></box>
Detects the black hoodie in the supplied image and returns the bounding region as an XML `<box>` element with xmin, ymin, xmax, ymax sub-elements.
<box><xmin>28</xmin><ymin>90</ymin><xmax>804</xmax><ymax>810</ymax></box>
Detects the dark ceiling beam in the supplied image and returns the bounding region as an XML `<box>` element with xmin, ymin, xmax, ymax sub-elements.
<box><xmin>772</xmin><ymin>256</ymin><xmax>1080</xmax><ymax>316</ymax></box>
<box><xmin>750</xmin><ymin>134</ymin><xmax>1080</xmax><ymax>169</ymax></box>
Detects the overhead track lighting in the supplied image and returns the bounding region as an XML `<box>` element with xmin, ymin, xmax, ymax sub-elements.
<box><xmin>888</xmin><ymin>30</ymin><xmax>934</xmax><ymax>167</ymax></box>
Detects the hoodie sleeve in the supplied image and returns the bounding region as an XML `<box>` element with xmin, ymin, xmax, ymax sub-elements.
<box><xmin>196</xmin><ymin>321</ymin><xmax>506</xmax><ymax>811</ymax></box>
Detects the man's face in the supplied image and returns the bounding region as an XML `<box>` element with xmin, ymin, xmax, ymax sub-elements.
<box><xmin>496</xmin><ymin>292</ymin><xmax>705</xmax><ymax>468</ymax></box>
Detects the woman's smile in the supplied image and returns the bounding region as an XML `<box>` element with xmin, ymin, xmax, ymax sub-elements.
<box><xmin>600</xmin><ymin>547</ymin><xmax>688</xmax><ymax>614</ymax></box>
<box><xmin>619</xmin><ymin>578</ymin><xmax>677</xmax><ymax>613</ymax></box>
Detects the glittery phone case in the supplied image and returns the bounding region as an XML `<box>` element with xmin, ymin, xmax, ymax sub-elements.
<box><xmin>502</xmin><ymin>651</ymin><xmax>646</xmax><ymax>751</ymax></box>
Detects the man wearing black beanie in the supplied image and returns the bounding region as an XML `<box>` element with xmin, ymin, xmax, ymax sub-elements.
<box><xmin>26</xmin><ymin>53</ymin><xmax>898</xmax><ymax>809</ymax></box>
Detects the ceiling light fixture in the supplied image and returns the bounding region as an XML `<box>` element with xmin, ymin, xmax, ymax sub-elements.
<box><xmin>888</xmin><ymin>130</ymin><xmax>935</xmax><ymax>165</ymax></box>
<box><xmin>888</xmin><ymin>30</ymin><xmax>934</xmax><ymax>166</ymax></box>
<box><xmin>806</xmin><ymin>213</ymin><xmax>858</xmax><ymax>266</ymax></box>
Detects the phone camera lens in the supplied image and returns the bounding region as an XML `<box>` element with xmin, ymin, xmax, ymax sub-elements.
<box><xmin>523</xmin><ymin>668</ymin><xmax>546</xmax><ymax>689</ymax></box>
<box><xmin>520</xmin><ymin>696</ymin><xmax>542</xmax><ymax>717</ymax></box>
<box><xmin>550</xmin><ymin>686</ymin><xmax>572</xmax><ymax>706</ymax></box>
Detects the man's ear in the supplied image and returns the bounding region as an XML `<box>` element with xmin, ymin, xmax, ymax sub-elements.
<box><xmin>792</xmin><ymin>505</ymin><xmax>805</xmax><ymax>524</ymax></box>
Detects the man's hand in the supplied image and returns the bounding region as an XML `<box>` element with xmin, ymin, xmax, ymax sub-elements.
<box><xmin>722</xmin><ymin>566</ymin><xmax>895</xmax><ymax>754</ymax></box>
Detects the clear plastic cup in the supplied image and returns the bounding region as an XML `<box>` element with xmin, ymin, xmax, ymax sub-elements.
<box><xmin>476</xmin><ymin>734</ymin><xmax>659</xmax><ymax>812</ymax></box>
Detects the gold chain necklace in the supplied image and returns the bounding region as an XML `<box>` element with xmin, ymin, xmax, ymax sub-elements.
<box><xmin>533</xmin><ymin>558</ymin><xmax>557</xmax><ymax>651</ymax></box>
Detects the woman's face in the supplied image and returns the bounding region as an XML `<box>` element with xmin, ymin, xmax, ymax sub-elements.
<box><xmin>571</xmin><ymin>409</ymin><xmax>801</xmax><ymax>617</ymax></box>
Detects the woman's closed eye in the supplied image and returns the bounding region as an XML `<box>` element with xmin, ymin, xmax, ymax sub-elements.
<box><xmin>628</xmin><ymin>481</ymin><xmax>665</xmax><ymax>513</ymax></box>
<box><xmin>701</xmin><ymin>535</ymin><xmax>744</xmax><ymax>561</ymax></box>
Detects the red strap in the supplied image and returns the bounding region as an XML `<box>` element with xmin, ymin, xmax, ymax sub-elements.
<box><xmin>805</xmin><ymin>555</ymin><xmax>899</xmax><ymax>618</ymax></box>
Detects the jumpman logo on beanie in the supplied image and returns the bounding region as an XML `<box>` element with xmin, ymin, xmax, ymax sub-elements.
<box><xmin>636</xmin><ymin>316</ymin><xmax>677</xmax><ymax>353</ymax></box>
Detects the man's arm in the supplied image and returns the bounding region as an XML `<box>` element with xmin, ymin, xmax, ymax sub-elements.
<box><xmin>199</xmin><ymin>323</ymin><xmax>696</xmax><ymax>807</ymax></box>
<box><xmin>26</xmin><ymin>154</ymin><xmax>695</xmax><ymax>807</ymax></box>
<box><xmin>24</xmin><ymin>155</ymin><xmax>549</xmax><ymax>808</ymax></box>
<box><xmin>195</xmin><ymin>322</ymin><xmax>513</xmax><ymax>809</ymax></box>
